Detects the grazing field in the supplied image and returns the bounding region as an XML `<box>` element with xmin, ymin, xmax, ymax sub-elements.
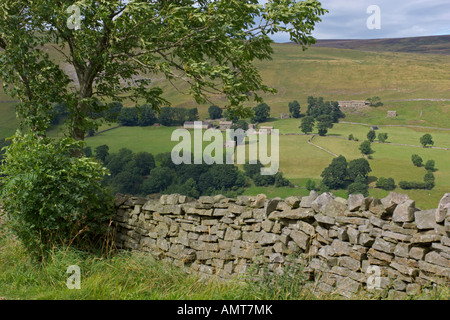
<box><xmin>153</xmin><ymin>45</ymin><xmax>450</xmax><ymax>118</ymax></box>
<box><xmin>84</xmin><ymin>118</ymin><xmax>450</xmax><ymax>210</ymax></box>
<box><xmin>1</xmin><ymin>42</ymin><xmax>449</xmax><ymax>210</ymax></box>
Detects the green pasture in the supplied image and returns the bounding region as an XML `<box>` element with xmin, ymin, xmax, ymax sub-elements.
<box><xmin>85</xmin><ymin>121</ymin><xmax>449</xmax><ymax>209</ymax></box>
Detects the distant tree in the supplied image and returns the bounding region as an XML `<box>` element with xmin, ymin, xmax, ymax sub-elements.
<box><xmin>223</xmin><ymin>109</ymin><xmax>237</xmax><ymax>122</ymax></box>
<box><xmin>231</xmin><ymin>120</ymin><xmax>248</xmax><ymax>144</ymax></box>
<box><xmin>411</xmin><ymin>154</ymin><xmax>423</xmax><ymax>167</ymax></box>
<box><xmin>316</xmin><ymin>114</ymin><xmax>334</xmax><ymax>136</ymax></box>
<box><xmin>50</xmin><ymin>103</ymin><xmax>69</xmax><ymax>126</ymax></box>
<box><xmin>94</xmin><ymin>145</ymin><xmax>110</xmax><ymax>163</ymax></box>
<box><xmin>231</xmin><ymin>119</ymin><xmax>249</xmax><ymax>131</ymax></box>
<box><xmin>378</xmin><ymin>133</ymin><xmax>388</xmax><ymax>143</ymax></box>
<box><xmin>104</xmin><ymin>102</ymin><xmax>123</xmax><ymax>122</ymax></box>
<box><xmin>420</xmin><ymin>134</ymin><xmax>434</xmax><ymax>148</ymax></box>
<box><xmin>243</xmin><ymin>161</ymin><xmax>264</xmax><ymax>179</ymax></box>
<box><xmin>347</xmin><ymin>176</ymin><xmax>369</xmax><ymax>197</ymax></box>
<box><xmin>105</xmin><ymin>148</ymin><xmax>134</xmax><ymax>176</ymax></box>
<box><xmin>367</xmin><ymin>130</ymin><xmax>376</xmax><ymax>142</ymax></box>
<box><xmin>251</xmin><ymin>103</ymin><xmax>271</xmax><ymax>123</ymax></box>
<box><xmin>118</xmin><ymin>107</ymin><xmax>139</xmax><ymax>126</ymax></box>
<box><xmin>274</xmin><ymin>172</ymin><xmax>292</xmax><ymax>187</ymax></box>
<box><xmin>288</xmin><ymin>100</ymin><xmax>301</xmax><ymax>118</ymax></box>
<box><xmin>424</xmin><ymin>160</ymin><xmax>436</xmax><ymax>172</ymax></box>
<box><xmin>305</xmin><ymin>179</ymin><xmax>316</xmax><ymax>191</ymax></box>
<box><xmin>187</xmin><ymin>108</ymin><xmax>199</xmax><ymax>121</ymax></box>
<box><xmin>359</xmin><ymin>141</ymin><xmax>374</xmax><ymax>156</ymax></box>
<box><xmin>158</xmin><ymin>107</ymin><xmax>176</xmax><ymax>126</ymax></box>
<box><xmin>366</xmin><ymin>96</ymin><xmax>383</xmax><ymax>107</ymax></box>
<box><xmin>423</xmin><ymin>171</ymin><xmax>435</xmax><ymax>188</ymax></box>
<box><xmin>137</xmin><ymin>105</ymin><xmax>158</xmax><ymax>126</ymax></box>
<box><xmin>87</xmin><ymin>127</ymin><xmax>96</xmax><ymax>137</ymax></box>
<box><xmin>376</xmin><ymin>177</ymin><xmax>396</xmax><ymax>191</ymax></box>
<box><xmin>84</xmin><ymin>146</ymin><xmax>93</xmax><ymax>158</ymax></box>
<box><xmin>155</xmin><ymin>152</ymin><xmax>178</xmax><ymax>169</ymax></box>
<box><xmin>348</xmin><ymin>158</ymin><xmax>372</xmax><ymax>181</ymax></box>
<box><xmin>300</xmin><ymin>116</ymin><xmax>315</xmax><ymax>134</ymax></box>
<box><xmin>321</xmin><ymin>155</ymin><xmax>348</xmax><ymax>189</ymax></box>
<box><xmin>331</xmin><ymin>101</ymin><xmax>345</xmax><ymax>123</ymax></box>
<box><xmin>134</xmin><ymin>152</ymin><xmax>156</xmax><ymax>176</ymax></box>
<box><xmin>113</xmin><ymin>170</ymin><xmax>143</xmax><ymax>195</ymax></box>
<box><xmin>178</xmin><ymin>178</ymin><xmax>200</xmax><ymax>198</ymax></box>
<box><xmin>142</xmin><ymin>167</ymin><xmax>174</xmax><ymax>194</ymax></box>
<box><xmin>253</xmin><ymin>174</ymin><xmax>276</xmax><ymax>187</ymax></box>
<box><xmin>348</xmin><ymin>134</ymin><xmax>355</xmax><ymax>141</ymax></box>
<box><xmin>208</xmin><ymin>105</ymin><xmax>223</xmax><ymax>120</ymax></box>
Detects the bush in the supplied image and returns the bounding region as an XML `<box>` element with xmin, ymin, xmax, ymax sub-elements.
<box><xmin>398</xmin><ymin>181</ymin><xmax>432</xmax><ymax>190</ymax></box>
<box><xmin>0</xmin><ymin>134</ymin><xmax>113</xmax><ymax>260</ymax></box>
<box><xmin>376</xmin><ymin>177</ymin><xmax>396</xmax><ymax>191</ymax></box>
<box><xmin>411</xmin><ymin>154</ymin><xmax>423</xmax><ymax>167</ymax></box>
<box><xmin>288</xmin><ymin>100</ymin><xmax>301</xmax><ymax>118</ymax></box>
<box><xmin>243</xmin><ymin>161</ymin><xmax>264</xmax><ymax>179</ymax></box>
<box><xmin>305</xmin><ymin>179</ymin><xmax>316</xmax><ymax>191</ymax></box>
<box><xmin>378</xmin><ymin>133</ymin><xmax>388</xmax><ymax>143</ymax></box>
<box><xmin>359</xmin><ymin>140</ymin><xmax>374</xmax><ymax>156</ymax></box>
<box><xmin>347</xmin><ymin>176</ymin><xmax>369</xmax><ymax>197</ymax></box>
<box><xmin>367</xmin><ymin>130</ymin><xmax>376</xmax><ymax>142</ymax></box>
<box><xmin>424</xmin><ymin>160</ymin><xmax>436</xmax><ymax>172</ymax></box>
<box><xmin>274</xmin><ymin>172</ymin><xmax>292</xmax><ymax>187</ymax></box>
<box><xmin>424</xmin><ymin>171</ymin><xmax>435</xmax><ymax>185</ymax></box>
<box><xmin>142</xmin><ymin>167</ymin><xmax>174</xmax><ymax>194</ymax></box>
<box><xmin>253</xmin><ymin>174</ymin><xmax>275</xmax><ymax>187</ymax></box>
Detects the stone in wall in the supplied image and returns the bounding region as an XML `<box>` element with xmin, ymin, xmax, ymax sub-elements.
<box><xmin>112</xmin><ymin>191</ymin><xmax>450</xmax><ymax>298</ymax></box>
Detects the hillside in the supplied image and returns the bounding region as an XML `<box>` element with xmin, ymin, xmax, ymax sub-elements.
<box><xmin>312</xmin><ymin>35</ymin><xmax>450</xmax><ymax>55</ymax></box>
<box><xmin>151</xmin><ymin>44</ymin><xmax>450</xmax><ymax>120</ymax></box>
<box><xmin>1</xmin><ymin>40</ymin><xmax>450</xmax><ymax>134</ymax></box>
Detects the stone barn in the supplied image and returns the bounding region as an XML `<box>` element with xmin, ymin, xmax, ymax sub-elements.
<box><xmin>219</xmin><ymin>121</ymin><xmax>233</xmax><ymax>130</ymax></box>
<box><xmin>387</xmin><ymin>111</ymin><xmax>398</xmax><ymax>118</ymax></box>
<box><xmin>338</xmin><ymin>100</ymin><xmax>368</xmax><ymax>108</ymax></box>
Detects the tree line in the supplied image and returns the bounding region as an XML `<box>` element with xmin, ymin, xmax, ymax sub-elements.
<box><xmin>85</xmin><ymin>145</ymin><xmax>292</xmax><ymax>198</ymax></box>
<box><xmin>299</xmin><ymin>96</ymin><xmax>346</xmax><ymax>136</ymax></box>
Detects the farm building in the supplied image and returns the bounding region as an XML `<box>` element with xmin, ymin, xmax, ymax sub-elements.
<box><xmin>338</xmin><ymin>100</ymin><xmax>369</xmax><ymax>108</ymax></box>
<box><xmin>219</xmin><ymin>121</ymin><xmax>233</xmax><ymax>130</ymax></box>
<box><xmin>259</xmin><ymin>126</ymin><xmax>274</xmax><ymax>135</ymax></box>
<box><xmin>387</xmin><ymin>111</ymin><xmax>398</xmax><ymax>118</ymax></box>
<box><xmin>183</xmin><ymin>121</ymin><xmax>211</xmax><ymax>130</ymax></box>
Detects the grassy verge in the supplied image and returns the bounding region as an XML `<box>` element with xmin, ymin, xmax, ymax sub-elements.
<box><xmin>1</xmin><ymin>236</ymin><xmax>448</xmax><ymax>300</ymax></box>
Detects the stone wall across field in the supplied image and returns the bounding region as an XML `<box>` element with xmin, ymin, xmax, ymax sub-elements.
<box><xmin>113</xmin><ymin>191</ymin><xmax>450</xmax><ymax>298</ymax></box>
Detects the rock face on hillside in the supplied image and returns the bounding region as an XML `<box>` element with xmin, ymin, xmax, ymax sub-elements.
<box><xmin>113</xmin><ymin>191</ymin><xmax>449</xmax><ymax>298</ymax></box>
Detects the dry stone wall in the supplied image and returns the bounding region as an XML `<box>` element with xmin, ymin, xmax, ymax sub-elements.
<box><xmin>113</xmin><ymin>191</ymin><xmax>450</xmax><ymax>298</ymax></box>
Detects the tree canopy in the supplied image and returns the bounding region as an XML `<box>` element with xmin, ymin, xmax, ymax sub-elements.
<box><xmin>0</xmin><ymin>0</ymin><xmax>327</xmax><ymax>141</ymax></box>
<box><xmin>420</xmin><ymin>134</ymin><xmax>434</xmax><ymax>148</ymax></box>
<box><xmin>251</xmin><ymin>103</ymin><xmax>271</xmax><ymax>123</ymax></box>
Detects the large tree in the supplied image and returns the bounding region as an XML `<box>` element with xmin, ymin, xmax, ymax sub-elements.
<box><xmin>300</xmin><ymin>116</ymin><xmax>315</xmax><ymax>134</ymax></box>
<box><xmin>251</xmin><ymin>102</ymin><xmax>271</xmax><ymax>123</ymax></box>
<box><xmin>0</xmin><ymin>0</ymin><xmax>327</xmax><ymax>141</ymax></box>
<box><xmin>420</xmin><ymin>134</ymin><xmax>434</xmax><ymax>148</ymax></box>
<box><xmin>320</xmin><ymin>155</ymin><xmax>348</xmax><ymax>189</ymax></box>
